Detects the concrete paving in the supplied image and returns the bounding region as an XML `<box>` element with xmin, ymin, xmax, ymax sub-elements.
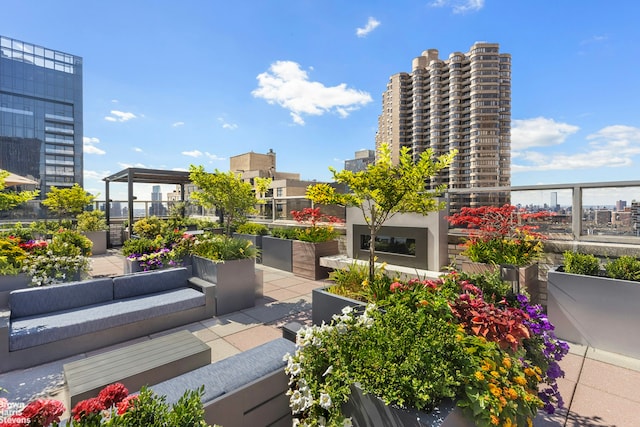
<box><xmin>1</xmin><ymin>249</ymin><xmax>639</xmax><ymax>426</ymax></box>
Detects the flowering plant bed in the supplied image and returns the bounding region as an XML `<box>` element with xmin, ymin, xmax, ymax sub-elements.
<box><xmin>292</xmin><ymin>271</ymin><xmax>568</xmax><ymax>426</ymax></box>
<box><xmin>0</xmin><ymin>382</ymin><xmax>220</xmax><ymax>426</ymax></box>
<box><xmin>447</xmin><ymin>204</ymin><xmax>553</xmax><ymax>267</ymax></box>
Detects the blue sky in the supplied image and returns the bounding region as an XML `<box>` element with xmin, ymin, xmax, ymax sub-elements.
<box><xmin>4</xmin><ymin>0</ymin><xmax>640</xmax><ymax>201</ymax></box>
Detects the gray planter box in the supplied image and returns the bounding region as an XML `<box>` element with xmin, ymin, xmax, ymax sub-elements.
<box><xmin>548</xmin><ymin>266</ymin><xmax>640</xmax><ymax>359</ymax></box>
<box><xmin>262</xmin><ymin>236</ymin><xmax>293</xmax><ymax>272</ymax></box>
<box><xmin>343</xmin><ymin>384</ymin><xmax>476</xmax><ymax>427</ymax></box>
<box><xmin>312</xmin><ymin>286</ymin><xmax>365</xmax><ymax>326</ymax></box>
<box><xmin>232</xmin><ymin>233</ymin><xmax>264</xmax><ymax>249</ymax></box>
<box><xmin>83</xmin><ymin>230</ymin><xmax>108</xmax><ymax>255</ymax></box>
<box><xmin>0</xmin><ymin>274</ymin><xmax>30</xmax><ymax>307</ymax></box>
<box><xmin>192</xmin><ymin>256</ymin><xmax>259</xmax><ymax>315</ymax></box>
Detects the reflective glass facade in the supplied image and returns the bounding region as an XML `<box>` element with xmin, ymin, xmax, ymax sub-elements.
<box><xmin>0</xmin><ymin>35</ymin><xmax>83</xmax><ymax>197</ymax></box>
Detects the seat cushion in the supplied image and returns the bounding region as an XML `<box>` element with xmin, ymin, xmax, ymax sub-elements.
<box><xmin>151</xmin><ymin>337</ymin><xmax>296</xmax><ymax>405</ymax></box>
<box><xmin>113</xmin><ymin>267</ymin><xmax>188</xmax><ymax>299</ymax></box>
<box><xmin>9</xmin><ymin>287</ymin><xmax>204</xmax><ymax>351</ymax></box>
<box><xmin>10</xmin><ymin>278</ymin><xmax>114</xmax><ymax>319</ymax></box>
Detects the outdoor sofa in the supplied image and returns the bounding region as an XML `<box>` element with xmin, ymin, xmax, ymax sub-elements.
<box><xmin>0</xmin><ymin>267</ymin><xmax>215</xmax><ymax>373</ymax></box>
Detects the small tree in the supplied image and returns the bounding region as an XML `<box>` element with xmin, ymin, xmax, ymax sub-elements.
<box><xmin>188</xmin><ymin>165</ymin><xmax>258</xmax><ymax>236</ymax></box>
<box><xmin>0</xmin><ymin>170</ymin><xmax>39</xmax><ymax>212</ymax></box>
<box><xmin>306</xmin><ymin>143</ymin><xmax>456</xmax><ymax>282</ymax></box>
<box><xmin>42</xmin><ymin>183</ymin><xmax>95</xmax><ymax>224</ymax></box>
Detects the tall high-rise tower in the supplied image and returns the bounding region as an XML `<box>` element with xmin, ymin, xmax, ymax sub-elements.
<box><xmin>0</xmin><ymin>35</ymin><xmax>83</xmax><ymax>198</ymax></box>
<box><xmin>376</xmin><ymin>42</ymin><xmax>511</xmax><ymax>212</ymax></box>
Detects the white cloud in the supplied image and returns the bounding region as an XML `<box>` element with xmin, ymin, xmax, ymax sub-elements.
<box><xmin>356</xmin><ymin>17</ymin><xmax>380</xmax><ymax>38</ymax></box>
<box><xmin>205</xmin><ymin>152</ymin><xmax>225</xmax><ymax>161</ymax></box>
<box><xmin>430</xmin><ymin>0</ymin><xmax>484</xmax><ymax>13</ymax></box>
<box><xmin>512</xmin><ymin>124</ymin><xmax>640</xmax><ymax>173</ymax></box>
<box><xmin>133</xmin><ymin>147</ymin><xmax>143</xmax><ymax>152</ymax></box>
<box><xmin>512</xmin><ymin>117</ymin><xmax>579</xmax><ymax>150</ymax></box>
<box><xmin>105</xmin><ymin>110</ymin><xmax>137</xmax><ymax>122</ymax></box>
<box><xmin>182</xmin><ymin>150</ymin><xmax>203</xmax><ymax>158</ymax></box>
<box><xmin>117</xmin><ymin>162</ymin><xmax>147</xmax><ymax>169</ymax></box>
<box><xmin>172</xmin><ymin>121</ymin><xmax>185</xmax><ymax>127</ymax></box>
<box><xmin>84</xmin><ymin>169</ymin><xmax>110</xmax><ymax>181</ymax></box>
<box><xmin>83</xmin><ymin>136</ymin><xmax>106</xmax><ymax>155</ymax></box>
<box><xmin>217</xmin><ymin>117</ymin><xmax>238</xmax><ymax>130</ymax></box>
<box><xmin>252</xmin><ymin>61</ymin><xmax>372</xmax><ymax>125</ymax></box>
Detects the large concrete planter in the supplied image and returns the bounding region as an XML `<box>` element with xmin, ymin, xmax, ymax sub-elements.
<box><xmin>83</xmin><ymin>230</ymin><xmax>107</xmax><ymax>255</ymax></box>
<box><xmin>343</xmin><ymin>384</ymin><xmax>476</xmax><ymax>427</ymax></box>
<box><xmin>312</xmin><ymin>286</ymin><xmax>365</xmax><ymax>325</ymax></box>
<box><xmin>262</xmin><ymin>236</ymin><xmax>293</xmax><ymax>272</ymax></box>
<box><xmin>292</xmin><ymin>240</ymin><xmax>339</xmax><ymax>280</ymax></box>
<box><xmin>233</xmin><ymin>233</ymin><xmax>264</xmax><ymax>263</ymax></box>
<box><xmin>192</xmin><ymin>256</ymin><xmax>259</xmax><ymax>315</ymax></box>
<box><xmin>547</xmin><ymin>266</ymin><xmax>640</xmax><ymax>359</ymax></box>
<box><xmin>461</xmin><ymin>261</ymin><xmax>539</xmax><ymax>302</ymax></box>
<box><xmin>0</xmin><ymin>273</ymin><xmax>30</xmax><ymax>307</ymax></box>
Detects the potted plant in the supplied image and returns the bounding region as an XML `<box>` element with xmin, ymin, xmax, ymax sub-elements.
<box><xmin>77</xmin><ymin>210</ymin><xmax>108</xmax><ymax>255</ymax></box>
<box><xmin>233</xmin><ymin>221</ymin><xmax>270</xmax><ymax>250</ymax></box>
<box><xmin>548</xmin><ymin>251</ymin><xmax>640</xmax><ymax>359</ymax></box>
<box><xmin>262</xmin><ymin>227</ymin><xmax>298</xmax><ymax>272</ymax></box>
<box><xmin>446</xmin><ymin>204</ymin><xmax>553</xmax><ymax>299</ymax></box>
<box><xmin>0</xmin><ymin>235</ymin><xmax>30</xmax><ymax>306</ymax></box>
<box><xmin>290</xmin><ymin>208</ymin><xmax>343</xmax><ymax>280</ymax></box>
<box><xmin>287</xmin><ymin>271</ymin><xmax>569</xmax><ymax>426</ymax></box>
<box><xmin>191</xmin><ymin>233</ymin><xmax>260</xmax><ymax>315</ymax></box>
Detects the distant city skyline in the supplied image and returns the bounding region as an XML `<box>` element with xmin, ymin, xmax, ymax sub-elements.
<box><xmin>2</xmin><ymin>1</ymin><xmax>639</xmax><ymax>203</ymax></box>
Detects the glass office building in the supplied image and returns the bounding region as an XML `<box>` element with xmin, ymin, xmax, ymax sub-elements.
<box><xmin>0</xmin><ymin>35</ymin><xmax>83</xmax><ymax>197</ymax></box>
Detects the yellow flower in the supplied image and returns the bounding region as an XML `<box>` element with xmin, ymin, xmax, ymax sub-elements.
<box><xmin>513</xmin><ymin>376</ymin><xmax>527</xmax><ymax>386</ymax></box>
<box><xmin>474</xmin><ymin>371</ymin><xmax>485</xmax><ymax>381</ymax></box>
<box><xmin>524</xmin><ymin>367</ymin><xmax>535</xmax><ymax>377</ymax></box>
<box><xmin>502</xmin><ymin>357</ymin><xmax>511</xmax><ymax>369</ymax></box>
<box><xmin>506</xmin><ymin>388</ymin><xmax>518</xmax><ymax>400</ymax></box>
<box><xmin>490</xmin><ymin>370</ymin><xmax>500</xmax><ymax>378</ymax></box>
<box><xmin>503</xmin><ymin>417</ymin><xmax>512</xmax><ymax>427</ymax></box>
<box><xmin>527</xmin><ymin>418</ymin><xmax>533</xmax><ymax>427</ymax></box>
<box><xmin>481</xmin><ymin>359</ymin><xmax>493</xmax><ymax>371</ymax></box>
<box><xmin>488</xmin><ymin>383</ymin><xmax>502</xmax><ymax>397</ymax></box>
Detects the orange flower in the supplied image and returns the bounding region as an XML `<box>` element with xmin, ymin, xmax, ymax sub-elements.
<box><xmin>513</xmin><ymin>376</ymin><xmax>527</xmax><ymax>386</ymax></box>
<box><xmin>490</xmin><ymin>415</ymin><xmax>500</xmax><ymax>425</ymax></box>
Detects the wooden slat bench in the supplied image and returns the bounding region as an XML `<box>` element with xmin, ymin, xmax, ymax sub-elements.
<box><xmin>63</xmin><ymin>330</ymin><xmax>211</xmax><ymax>408</ymax></box>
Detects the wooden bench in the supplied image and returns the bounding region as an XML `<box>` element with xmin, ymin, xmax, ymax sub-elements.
<box><xmin>63</xmin><ymin>330</ymin><xmax>211</xmax><ymax>408</ymax></box>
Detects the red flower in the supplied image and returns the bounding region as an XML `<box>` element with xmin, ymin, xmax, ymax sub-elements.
<box><xmin>20</xmin><ymin>399</ymin><xmax>65</xmax><ymax>426</ymax></box>
<box><xmin>389</xmin><ymin>282</ymin><xmax>404</xmax><ymax>293</ymax></box>
<box><xmin>98</xmin><ymin>383</ymin><xmax>129</xmax><ymax>408</ymax></box>
<box><xmin>116</xmin><ymin>394</ymin><xmax>139</xmax><ymax>415</ymax></box>
<box><xmin>71</xmin><ymin>397</ymin><xmax>105</xmax><ymax>421</ymax></box>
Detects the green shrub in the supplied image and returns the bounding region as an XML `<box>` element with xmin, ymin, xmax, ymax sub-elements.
<box><xmin>192</xmin><ymin>234</ymin><xmax>258</xmax><ymax>261</ymax></box>
<box><xmin>77</xmin><ymin>210</ymin><xmax>108</xmax><ymax>232</ymax></box>
<box><xmin>328</xmin><ymin>260</ymin><xmax>392</xmax><ymax>302</ymax></box>
<box><xmin>51</xmin><ymin>229</ymin><xmax>93</xmax><ymax>256</ymax></box>
<box><xmin>605</xmin><ymin>255</ymin><xmax>640</xmax><ymax>281</ymax></box>
<box><xmin>133</xmin><ymin>216</ymin><xmax>164</xmax><ymax>239</ymax></box>
<box><xmin>1</xmin><ymin>223</ymin><xmax>35</xmax><ymax>241</ymax></box>
<box><xmin>122</xmin><ymin>237</ymin><xmax>163</xmax><ymax>257</ymax></box>
<box><xmin>295</xmin><ymin>225</ymin><xmax>339</xmax><ymax>243</ymax></box>
<box><xmin>562</xmin><ymin>251</ymin><xmax>600</xmax><ymax>276</ymax></box>
<box><xmin>0</xmin><ymin>237</ymin><xmax>27</xmax><ymax>274</ymax></box>
<box><xmin>270</xmin><ymin>227</ymin><xmax>299</xmax><ymax>239</ymax></box>
<box><xmin>235</xmin><ymin>222</ymin><xmax>269</xmax><ymax>236</ymax></box>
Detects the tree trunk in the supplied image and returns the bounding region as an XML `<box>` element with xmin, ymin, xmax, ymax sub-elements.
<box><xmin>369</xmin><ymin>229</ymin><xmax>376</xmax><ymax>283</ymax></box>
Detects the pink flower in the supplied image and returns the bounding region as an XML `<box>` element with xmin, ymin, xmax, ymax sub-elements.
<box><xmin>390</xmin><ymin>282</ymin><xmax>404</xmax><ymax>293</ymax></box>
<box><xmin>20</xmin><ymin>399</ymin><xmax>65</xmax><ymax>426</ymax></box>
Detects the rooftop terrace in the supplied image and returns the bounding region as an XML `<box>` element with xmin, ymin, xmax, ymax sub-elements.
<box><xmin>1</xmin><ymin>250</ymin><xmax>639</xmax><ymax>426</ymax></box>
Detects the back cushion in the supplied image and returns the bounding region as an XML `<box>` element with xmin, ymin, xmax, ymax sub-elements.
<box><xmin>10</xmin><ymin>278</ymin><xmax>114</xmax><ymax>319</ymax></box>
<box><xmin>113</xmin><ymin>267</ymin><xmax>188</xmax><ymax>299</ymax></box>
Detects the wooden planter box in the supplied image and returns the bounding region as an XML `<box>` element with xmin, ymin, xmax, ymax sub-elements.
<box><xmin>343</xmin><ymin>384</ymin><xmax>476</xmax><ymax>427</ymax></box>
<box><xmin>461</xmin><ymin>261</ymin><xmax>539</xmax><ymax>302</ymax></box>
<box><xmin>547</xmin><ymin>266</ymin><xmax>640</xmax><ymax>359</ymax></box>
<box><xmin>192</xmin><ymin>256</ymin><xmax>259</xmax><ymax>315</ymax></box>
<box><xmin>292</xmin><ymin>240</ymin><xmax>339</xmax><ymax>280</ymax></box>
<box><xmin>0</xmin><ymin>273</ymin><xmax>30</xmax><ymax>307</ymax></box>
<box><xmin>262</xmin><ymin>236</ymin><xmax>293</xmax><ymax>272</ymax></box>
<box><xmin>312</xmin><ymin>286</ymin><xmax>366</xmax><ymax>326</ymax></box>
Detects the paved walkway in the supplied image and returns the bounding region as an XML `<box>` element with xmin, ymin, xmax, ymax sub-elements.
<box><xmin>2</xmin><ymin>250</ymin><xmax>639</xmax><ymax>426</ymax></box>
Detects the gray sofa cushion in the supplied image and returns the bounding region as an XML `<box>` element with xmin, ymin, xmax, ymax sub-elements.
<box><xmin>113</xmin><ymin>268</ymin><xmax>188</xmax><ymax>299</ymax></box>
<box><xmin>10</xmin><ymin>278</ymin><xmax>114</xmax><ymax>319</ymax></box>
<box><xmin>151</xmin><ymin>337</ymin><xmax>295</xmax><ymax>405</ymax></box>
<box><xmin>10</xmin><ymin>287</ymin><xmax>204</xmax><ymax>351</ymax></box>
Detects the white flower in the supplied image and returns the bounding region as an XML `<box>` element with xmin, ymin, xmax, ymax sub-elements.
<box><xmin>342</xmin><ymin>418</ymin><xmax>353</xmax><ymax>427</ymax></box>
<box><xmin>318</xmin><ymin>416</ymin><xmax>327</xmax><ymax>427</ymax></box>
<box><xmin>341</xmin><ymin>305</ymin><xmax>354</xmax><ymax>315</ymax></box>
<box><xmin>322</xmin><ymin>365</ymin><xmax>333</xmax><ymax>377</ymax></box>
<box><xmin>319</xmin><ymin>392</ymin><xmax>332</xmax><ymax>410</ymax></box>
